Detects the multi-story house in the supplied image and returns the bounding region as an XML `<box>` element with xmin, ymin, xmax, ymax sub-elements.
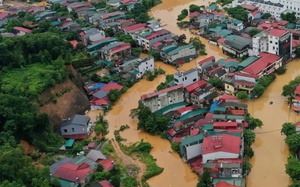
<box><xmin>137</xmin><ymin>29</ymin><xmax>172</xmax><ymax>50</ymax></box>
<box><xmin>160</xmin><ymin>44</ymin><xmax>197</xmax><ymax>65</ymax></box>
<box><xmin>101</xmin><ymin>42</ymin><xmax>131</xmax><ymax>61</ymax></box>
<box><xmin>227</xmin><ymin>19</ymin><xmax>244</xmax><ymax>32</ymax></box>
<box><xmin>98</xmin><ymin>11</ymin><xmax>126</xmax><ymax>29</ymax></box>
<box><xmin>174</xmin><ymin>68</ymin><xmax>199</xmax><ymax>87</ymax></box>
<box><xmin>222</xmin><ymin>35</ymin><xmax>252</xmax><ymax>58</ymax></box>
<box><xmin>140</xmin><ymin>84</ymin><xmax>185</xmax><ymax>113</ymax></box>
<box><xmin>267</xmin><ymin>28</ymin><xmax>292</xmax><ymax>60</ymax></box>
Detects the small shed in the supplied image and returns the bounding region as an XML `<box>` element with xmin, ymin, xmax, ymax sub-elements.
<box><xmin>88</xmin><ymin>142</ymin><xmax>96</xmax><ymax>149</ymax></box>
<box><xmin>65</xmin><ymin>139</ymin><xmax>75</xmax><ymax>149</ymax></box>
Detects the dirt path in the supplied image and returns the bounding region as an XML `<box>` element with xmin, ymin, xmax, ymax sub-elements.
<box><xmin>20</xmin><ymin>140</ymin><xmax>36</xmax><ymax>155</ymax></box>
<box><xmin>111</xmin><ymin>138</ymin><xmax>146</xmax><ymax>187</ymax></box>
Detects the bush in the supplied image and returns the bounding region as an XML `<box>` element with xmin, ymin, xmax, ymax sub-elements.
<box><xmin>171</xmin><ymin>142</ymin><xmax>180</xmax><ymax>152</ymax></box>
<box><xmin>276</xmin><ymin>66</ymin><xmax>287</xmax><ymax>75</ymax></box>
<box><xmin>237</xmin><ymin>91</ymin><xmax>248</xmax><ymax>100</ymax></box>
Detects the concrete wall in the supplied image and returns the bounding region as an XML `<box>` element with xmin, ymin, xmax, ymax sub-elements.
<box><xmin>138</xmin><ymin>57</ymin><xmax>155</xmax><ymax>76</ymax></box>
<box><xmin>186</xmin><ymin>143</ymin><xmax>202</xmax><ymax>160</ymax></box>
<box><xmin>168</xmin><ymin>46</ymin><xmax>197</xmax><ymax>62</ymax></box>
<box><xmin>61</xmin><ymin>123</ymin><xmax>88</xmax><ymax>136</ymax></box>
<box><xmin>202</xmin><ymin>152</ymin><xmax>239</xmax><ymax>163</ymax></box>
<box><xmin>174</xmin><ymin>70</ymin><xmax>199</xmax><ymax>87</ymax></box>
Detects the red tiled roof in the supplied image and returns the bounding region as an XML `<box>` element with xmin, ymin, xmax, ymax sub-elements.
<box><xmin>189</xmin><ymin>11</ymin><xmax>201</xmax><ymax>18</ymax></box>
<box><xmin>177</xmin><ymin>106</ymin><xmax>199</xmax><ymax>114</ymax></box>
<box><xmin>212</xmin><ymin>11</ymin><xmax>224</xmax><ymax>16</ymax></box>
<box><xmin>242</xmin><ymin>52</ymin><xmax>280</xmax><ymax>75</ymax></box>
<box><xmin>216</xmin><ymin>182</ymin><xmax>239</xmax><ymax>187</ymax></box>
<box><xmin>217</xmin><ymin>38</ymin><xmax>225</xmax><ymax>44</ymax></box>
<box><xmin>53</xmin><ymin>162</ymin><xmax>93</xmax><ymax>182</ymax></box>
<box><xmin>213</xmin><ymin>122</ymin><xmax>238</xmax><ymax>128</ymax></box>
<box><xmin>185</xmin><ymin>80</ymin><xmax>207</xmax><ymax>93</ymax></box>
<box><xmin>123</xmin><ymin>23</ymin><xmax>147</xmax><ymax>32</ymax></box>
<box><xmin>102</xmin><ymin>82</ymin><xmax>123</xmax><ymax>92</ymax></box>
<box><xmin>294</xmin><ymin>85</ymin><xmax>300</xmax><ymax>95</ymax></box>
<box><xmin>168</xmin><ymin>129</ymin><xmax>177</xmax><ymax>136</ymax></box>
<box><xmin>233</xmin><ymin>80</ymin><xmax>255</xmax><ymax>87</ymax></box>
<box><xmin>234</xmin><ymin>72</ymin><xmax>258</xmax><ymax>79</ymax></box>
<box><xmin>208</xmin><ymin>66</ymin><xmax>222</xmax><ymax>75</ymax></box>
<box><xmin>100</xmin><ymin>158</ymin><xmax>114</xmax><ymax>171</ymax></box>
<box><xmin>119</xmin><ymin>18</ymin><xmax>135</xmax><ymax>24</ymax></box>
<box><xmin>122</xmin><ymin>0</ymin><xmax>137</xmax><ymax>4</ymax></box>
<box><xmin>268</xmin><ymin>28</ymin><xmax>288</xmax><ymax>37</ymax></box>
<box><xmin>110</xmin><ymin>43</ymin><xmax>131</xmax><ymax>53</ymax></box>
<box><xmin>141</xmin><ymin>84</ymin><xmax>183</xmax><ymax>100</ymax></box>
<box><xmin>101</xmin><ymin>11</ymin><xmax>123</xmax><ymax>19</ymax></box>
<box><xmin>229</xmin><ymin>109</ymin><xmax>245</xmax><ymax>115</ymax></box>
<box><xmin>93</xmin><ymin>98</ymin><xmax>109</xmax><ymax>106</ymax></box>
<box><xmin>251</xmin><ymin>10</ymin><xmax>259</xmax><ymax>16</ymax></box>
<box><xmin>0</xmin><ymin>12</ymin><xmax>8</xmax><ymax>19</ymax></box>
<box><xmin>202</xmin><ymin>134</ymin><xmax>241</xmax><ymax>155</ymax></box>
<box><xmin>198</xmin><ymin>56</ymin><xmax>215</xmax><ymax>65</ymax></box>
<box><xmin>163</xmin><ymin>38</ymin><xmax>174</xmax><ymax>42</ymax></box>
<box><xmin>145</xmin><ymin>29</ymin><xmax>170</xmax><ymax>40</ymax></box>
<box><xmin>13</xmin><ymin>26</ymin><xmax>31</xmax><ymax>33</ymax></box>
<box><xmin>257</xmin><ymin>23</ymin><xmax>272</xmax><ymax>30</ymax></box>
<box><xmin>241</xmin><ymin>4</ymin><xmax>257</xmax><ymax>11</ymax></box>
<box><xmin>173</xmin><ymin>121</ymin><xmax>184</xmax><ymax>128</ymax></box>
<box><xmin>293</xmin><ymin>40</ymin><xmax>300</xmax><ymax>48</ymax></box>
<box><xmin>69</xmin><ymin>40</ymin><xmax>78</xmax><ymax>49</ymax></box>
<box><xmin>278</xmin><ymin>20</ymin><xmax>289</xmax><ymax>26</ymax></box>
<box><xmin>295</xmin><ymin>122</ymin><xmax>300</xmax><ymax>127</ymax></box>
<box><xmin>88</xmin><ymin>142</ymin><xmax>96</xmax><ymax>149</ymax></box>
<box><xmin>152</xmin><ymin>42</ymin><xmax>162</xmax><ymax>47</ymax></box>
<box><xmin>99</xmin><ymin>180</ymin><xmax>114</xmax><ymax>187</ymax></box>
<box><xmin>205</xmin><ymin>112</ymin><xmax>213</xmax><ymax>119</ymax></box>
<box><xmin>219</xmin><ymin>94</ymin><xmax>238</xmax><ymax>101</ymax></box>
<box><xmin>190</xmin><ymin>128</ymin><xmax>200</xmax><ymax>136</ymax></box>
<box><xmin>172</xmin><ymin>137</ymin><xmax>183</xmax><ymax>142</ymax></box>
<box><xmin>91</xmin><ymin>37</ymin><xmax>111</xmax><ymax>45</ymax></box>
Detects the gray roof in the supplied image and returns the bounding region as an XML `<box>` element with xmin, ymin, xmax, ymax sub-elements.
<box><xmin>50</xmin><ymin>157</ymin><xmax>72</xmax><ymax>174</ymax></box>
<box><xmin>93</xmin><ymin>89</ymin><xmax>108</xmax><ymax>99</ymax></box>
<box><xmin>60</xmin><ymin>114</ymin><xmax>90</xmax><ymax>128</ymax></box>
<box><xmin>210</xmin><ymin>68</ymin><xmax>227</xmax><ymax>78</ymax></box>
<box><xmin>86</xmin><ymin>149</ymin><xmax>107</xmax><ymax>162</ymax></box>
<box><xmin>224</xmin><ymin>35</ymin><xmax>251</xmax><ymax>51</ymax></box>
<box><xmin>175</xmin><ymin>68</ymin><xmax>197</xmax><ymax>77</ymax></box>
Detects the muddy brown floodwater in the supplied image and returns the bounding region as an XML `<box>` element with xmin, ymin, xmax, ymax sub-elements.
<box><xmin>85</xmin><ymin>0</ymin><xmax>300</xmax><ymax>186</ymax></box>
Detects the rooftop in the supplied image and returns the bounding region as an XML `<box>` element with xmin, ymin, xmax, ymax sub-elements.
<box><xmin>242</xmin><ymin>52</ymin><xmax>281</xmax><ymax>75</ymax></box>
<box><xmin>145</xmin><ymin>29</ymin><xmax>170</xmax><ymax>40</ymax></box>
<box><xmin>185</xmin><ymin>80</ymin><xmax>207</xmax><ymax>93</ymax></box>
<box><xmin>167</xmin><ymin>44</ymin><xmax>195</xmax><ymax>56</ymax></box>
<box><xmin>141</xmin><ymin>84</ymin><xmax>183</xmax><ymax>100</ymax></box>
<box><xmin>60</xmin><ymin>115</ymin><xmax>90</xmax><ymax>128</ymax></box>
<box><xmin>202</xmin><ymin>134</ymin><xmax>241</xmax><ymax>155</ymax></box>
<box><xmin>198</xmin><ymin>56</ymin><xmax>215</xmax><ymax>65</ymax></box>
<box><xmin>268</xmin><ymin>28</ymin><xmax>288</xmax><ymax>37</ymax></box>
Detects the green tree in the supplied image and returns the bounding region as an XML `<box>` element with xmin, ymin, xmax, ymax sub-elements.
<box><xmin>176</xmin><ymin>34</ymin><xmax>187</xmax><ymax>44</ymax></box>
<box><xmin>66</xmin><ymin>31</ymin><xmax>79</xmax><ymax>41</ymax></box>
<box><xmin>290</xmin><ymin>180</ymin><xmax>300</xmax><ymax>187</ymax></box>
<box><xmin>242</xmin><ymin>160</ymin><xmax>252</xmax><ymax>176</ymax></box>
<box><xmin>244</xmin><ymin>129</ymin><xmax>255</xmax><ymax>147</ymax></box>
<box><xmin>286</xmin><ymin>155</ymin><xmax>300</xmax><ymax>181</ymax></box>
<box><xmin>105</xmin><ymin>28</ymin><xmax>114</xmax><ymax>37</ymax></box>
<box><xmin>237</xmin><ymin>91</ymin><xmax>248</xmax><ymax>101</ymax></box>
<box><xmin>171</xmin><ymin>142</ymin><xmax>180</xmax><ymax>152</ymax></box>
<box><xmin>281</xmin><ymin>122</ymin><xmax>296</xmax><ymax>136</ymax></box>
<box><xmin>227</xmin><ymin>6</ymin><xmax>248</xmax><ymax>22</ymax></box>
<box><xmin>244</xmin><ymin>146</ymin><xmax>254</xmax><ymax>158</ymax></box>
<box><xmin>262</xmin><ymin>13</ymin><xmax>272</xmax><ymax>19</ymax></box>
<box><xmin>246</xmin><ymin>116</ymin><xmax>263</xmax><ymax>130</ymax></box>
<box><xmin>248</xmin><ymin>28</ymin><xmax>261</xmax><ymax>36</ymax></box>
<box><xmin>181</xmin><ymin>9</ymin><xmax>188</xmax><ymax>16</ymax></box>
<box><xmin>285</xmin><ymin>133</ymin><xmax>300</xmax><ymax>153</ymax></box>
<box><xmin>197</xmin><ymin>168</ymin><xmax>212</xmax><ymax>187</ymax></box>
<box><xmin>281</xmin><ymin>12</ymin><xmax>297</xmax><ymax>23</ymax></box>
<box><xmin>253</xmin><ymin>84</ymin><xmax>265</xmax><ymax>98</ymax></box>
<box><xmin>189</xmin><ymin>37</ymin><xmax>205</xmax><ymax>51</ymax></box>
<box><xmin>5</xmin><ymin>19</ymin><xmax>22</xmax><ymax>32</ymax></box>
<box><xmin>208</xmin><ymin>78</ymin><xmax>223</xmax><ymax>89</ymax></box>
<box><xmin>131</xmin><ymin>47</ymin><xmax>142</xmax><ymax>57</ymax></box>
<box><xmin>209</xmin><ymin>22</ymin><xmax>218</xmax><ymax>28</ymax></box>
<box><xmin>108</xmin><ymin>89</ymin><xmax>122</xmax><ymax>103</ymax></box>
<box><xmin>189</xmin><ymin>4</ymin><xmax>201</xmax><ymax>13</ymax></box>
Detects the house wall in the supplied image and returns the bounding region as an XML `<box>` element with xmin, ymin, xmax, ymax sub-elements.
<box><xmin>174</xmin><ymin>70</ymin><xmax>199</xmax><ymax>87</ymax></box>
<box><xmin>252</xmin><ymin>33</ymin><xmax>268</xmax><ymax>56</ymax></box>
<box><xmin>138</xmin><ymin>57</ymin><xmax>155</xmax><ymax>76</ymax></box>
<box><xmin>227</xmin><ymin>22</ymin><xmax>244</xmax><ymax>32</ymax></box>
<box><xmin>256</xmin><ymin>58</ymin><xmax>282</xmax><ymax>78</ymax></box>
<box><xmin>168</xmin><ymin>46</ymin><xmax>197</xmax><ymax>62</ymax></box>
<box><xmin>185</xmin><ymin>143</ymin><xmax>202</xmax><ymax>160</ymax></box>
<box><xmin>202</xmin><ymin>152</ymin><xmax>239</xmax><ymax>163</ymax></box>
<box><xmin>145</xmin><ymin>32</ymin><xmax>172</xmax><ymax>50</ymax></box>
<box><xmin>234</xmin><ymin>75</ymin><xmax>256</xmax><ymax>83</ymax></box>
<box><xmin>142</xmin><ymin>88</ymin><xmax>184</xmax><ymax>112</ymax></box>
<box><xmin>61</xmin><ymin>124</ymin><xmax>88</xmax><ymax>136</ymax></box>
<box><xmin>225</xmin><ymin>83</ymin><xmax>236</xmax><ymax>95</ymax></box>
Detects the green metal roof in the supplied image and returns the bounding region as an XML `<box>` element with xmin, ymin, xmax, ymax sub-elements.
<box><xmin>202</xmin><ymin>124</ymin><xmax>213</xmax><ymax>131</ymax></box>
<box><xmin>130</xmin><ymin>69</ymin><xmax>139</xmax><ymax>75</ymax></box>
<box><xmin>167</xmin><ymin>45</ymin><xmax>195</xmax><ymax>56</ymax></box>
<box><xmin>70</xmin><ymin>155</ymin><xmax>98</xmax><ymax>169</ymax></box>
<box><xmin>217</xmin><ymin>58</ymin><xmax>239</xmax><ymax>68</ymax></box>
<box><xmin>139</xmin><ymin>31</ymin><xmax>152</xmax><ymax>37</ymax></box>
<box><xmin>161</xmin><ymin>44</ymin><xmax>177</xmax><ymax>53</ymax></box>
<box><xmin>57</xmin><ymin>179</ymin><xmax>78</xmax><ymax>187</ymax></box>
<box><xmin>207</xmin><ymin>131</ymin><xmax>242</xmax><ymax>137</ymax></box>
<box><xmin>214</xmin><ymin>106</ymin><xmax>226</xmax><ymax>111</ymax></box>
<box><xmin>65</xmin><ymin>139</ymin><xmax>75</xmax><ymax>148</ymax></box>
<box><xmin>212</xmin><ymin>114</ymin><xmax>244</xmax><ymax>120</ymax></box>
<box><xmin>238</xmin><ymin>56</ymin><xmax>259</xmax><ymax>70</ymax></box>
<box><xmin>208</xmin><ymin>3</ymin><xmax>217</xmax><ymax>10</ymax></box>
<box><xmin>154</xmin><ymin>102</ymin><xmax>187</xmax><ymax>115</ymax></box>
<box><xmin>179</xmin><ymin>134</ymin><xmax>204</xmax><ymax>155</ymax></box>
<box><xmin>173</xmin><ymin>109</ymin><xmax>207</xmax><ymax>124</ymax></box>
<box><xmin>94</xmin><ymin>59</ymin><xmax>113</xmax><ymax>66</ymax></box>
<box><xmin>227</xmin><ymin>18</ymin><xmax>243</xmax><ymax>25</ymax></box>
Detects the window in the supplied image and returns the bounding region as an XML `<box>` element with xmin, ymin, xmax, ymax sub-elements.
<box><xmin>193</xmin><ymin>78</ymin><xmax>197</xmax><ymax>82</ymax></box>
<box><xmin>64</xmin><ymin>129</ymin><xmax>68</xmax><ymax>133</ymax></box>
<box><xmin>72</xmin><ymin>128</ymin><xmax>75</xmax><ymax>132</ymax></box>
<box><xmin>185</xmin><ymin>77</ymin><xmax>187</xmax><ymax>80</ymax></box>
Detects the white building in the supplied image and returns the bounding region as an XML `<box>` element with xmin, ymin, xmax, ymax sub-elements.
<box><xmin>137</xmin><ymin>56</ymin><xmax>155</xmax><ymax>77</ymax></box>
<box><xmin>174</xmin><ymin>68</ymin><xmax>199</xmax><ymax>87</ymax></box>
<box><xmin>233</xmin><ymin>0</ymin><xmax>300</xmax><ymax>19</ymax></box>
<box><xmin>227</xmin><ymin>19</ymin><xmax>244</xmax><ymax>31</ymax></box>
<box><xmin>251</xmin><ymin>28</ymin><xmax>292</xmax><ymax>58</ymax></box>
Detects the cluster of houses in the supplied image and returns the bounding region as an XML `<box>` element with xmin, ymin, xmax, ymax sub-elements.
<box><xmin>140</xmin><ymin>73</ymin><xmax>248</xmax><ymax>186</ymax></box>
<box><xmin>0</xmin><ymin>1</ymin><xmax>198</xmax><ymax>66</ymax></box>
<box><xmin>185</xmin><ymin>3</ymin><xmax>300</xmax><ymax>61</ymax></box>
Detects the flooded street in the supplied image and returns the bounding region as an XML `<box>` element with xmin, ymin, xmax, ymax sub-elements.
<box><xmin>245</xmin><ymin>59</ymin><xmax>300</xmax><ymax>187</ymax></box>
<box><xmin>85</xmin><ymin>0</ymin><xmax>300</xmax><ymax>186</ymax></box>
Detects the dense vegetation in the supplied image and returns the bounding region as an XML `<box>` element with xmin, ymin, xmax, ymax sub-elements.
<box><xmin>126</xmin><ymin>0</ymin><xmax>162</xmax><ymax>23</ymax></box>
<box><xmin>252</xmin><ymin>74</ymin><xmax>276</xmax><ymax>98</ymax></box>
<box><xmin>225</xmin><ymin>5</ymin><xmax>248</xmax><ymax>22</ymax></box>
<box><xmin>282</xmin><ymin>76</ymin><xmax>300</xmax><ymax>103</ymax></box>
<box><xmin>130</xmin><ymin>102</ymin><xmax>170</xmax><ymax>135</ymax></box>
<box><xmin>156</xmin><ymin>74</ymin><xmax>174</xmax><ymax>91</ymax></box>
